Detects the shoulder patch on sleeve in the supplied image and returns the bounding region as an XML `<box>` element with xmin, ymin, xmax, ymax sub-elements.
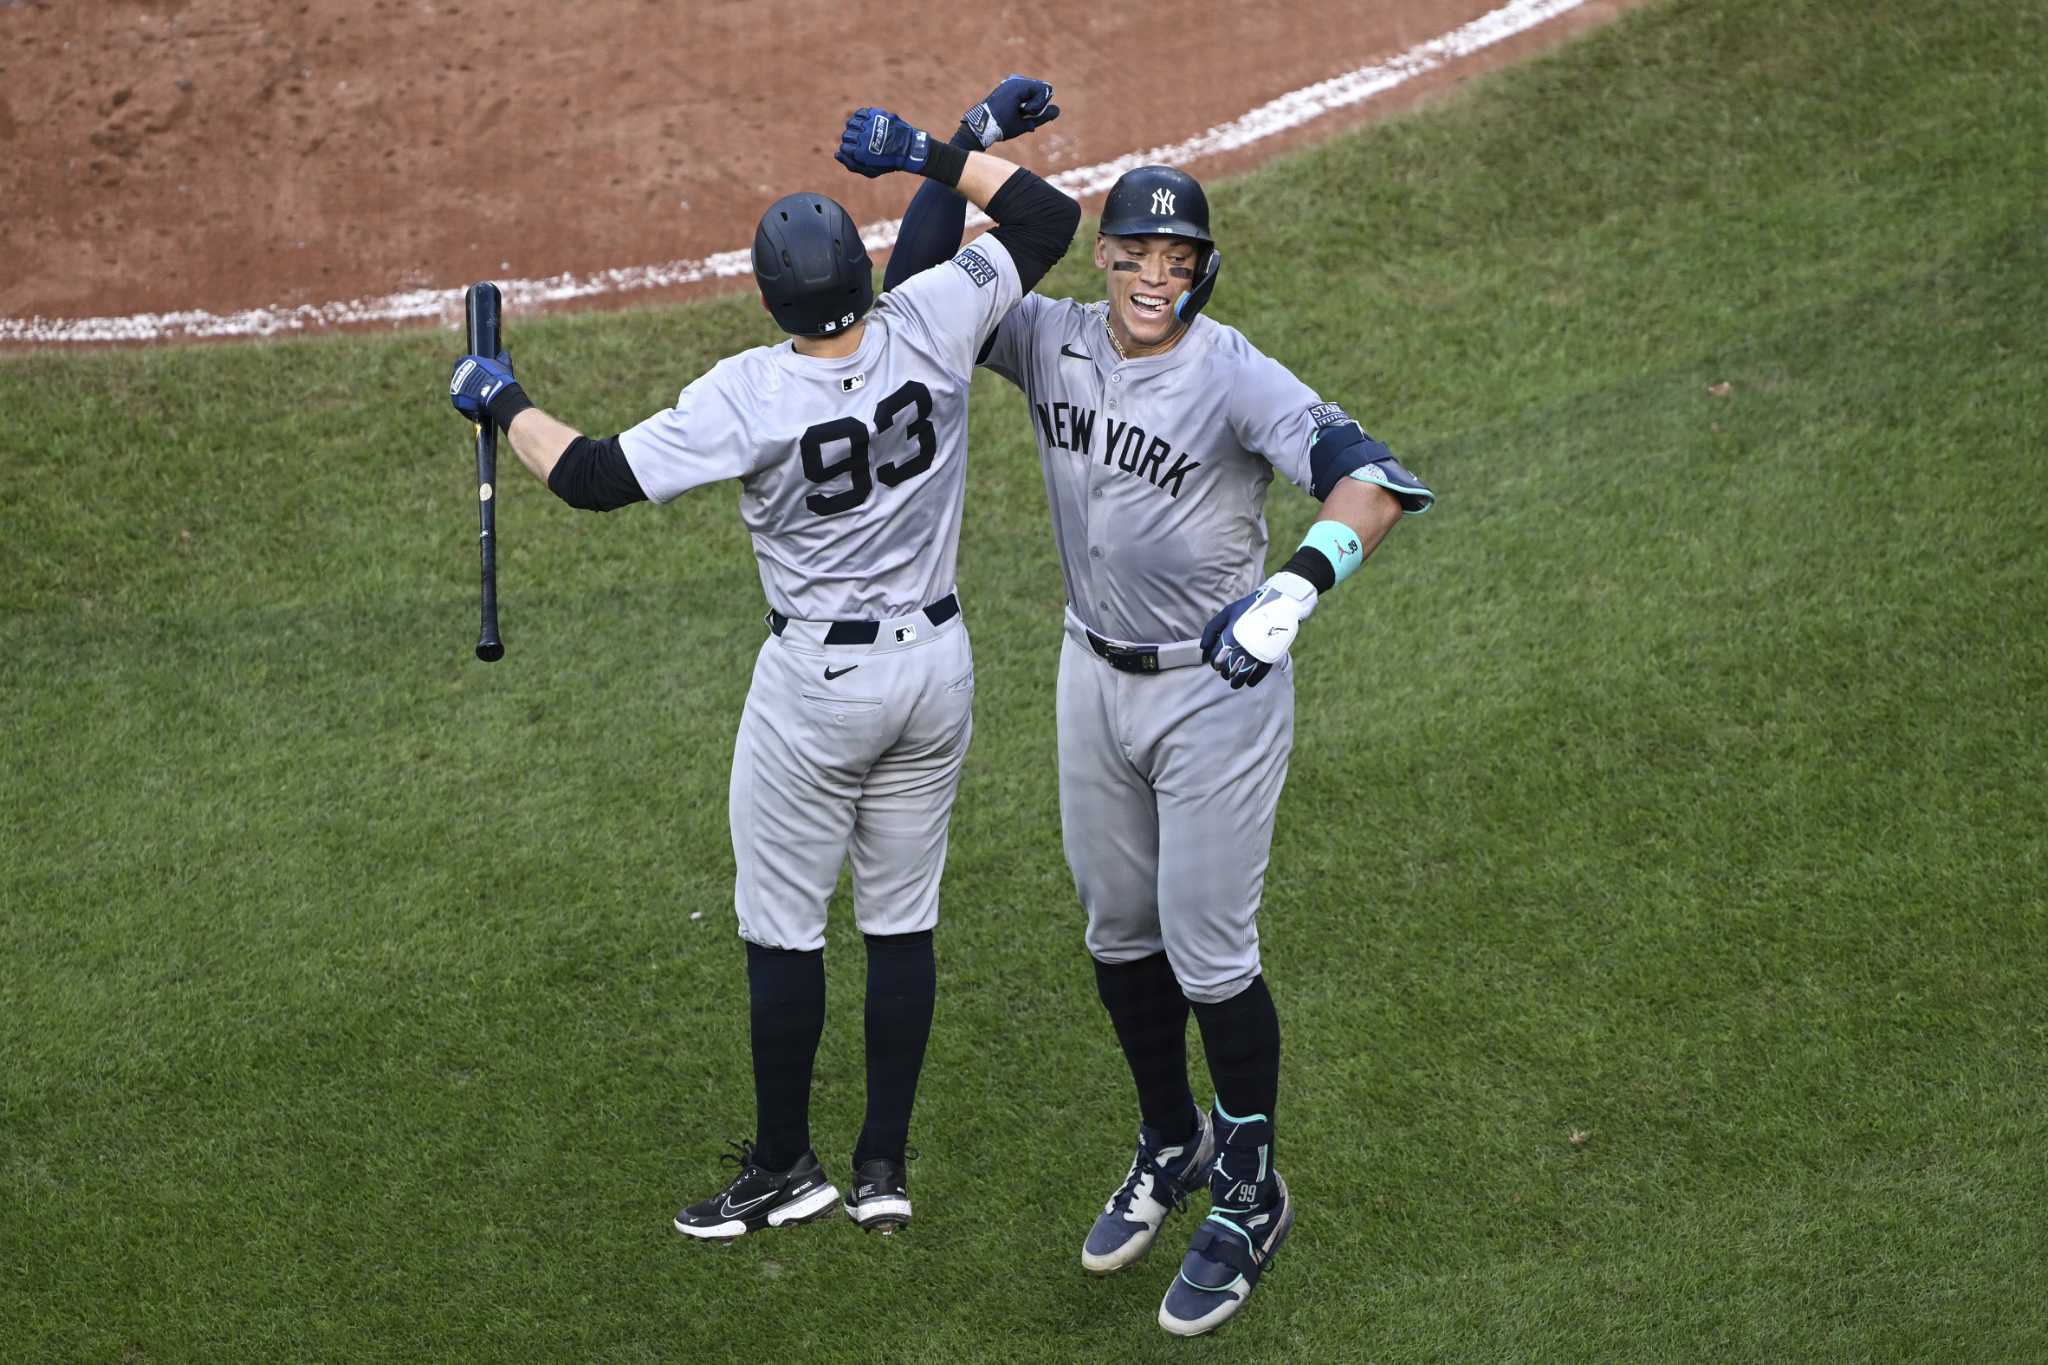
<box><xmin>952</xmin><ymin>246</ymin><xmax>998</xmax><ymax>288</ymax></box>
<box><xmin>1307</xmin><ymin>402</ymin><xmax>1352</xmax><ymax>429</ymax></box>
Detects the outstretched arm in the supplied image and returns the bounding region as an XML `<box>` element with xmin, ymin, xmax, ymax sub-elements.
<box><xmin>500</xmin><ymin>406</ymin><xmax>581</xmax><ymax>486</ymax></box>
<box><xmin>447</xmin><ymin>355</ymin><xmax>647</xmax><ymax>511</ymax></box>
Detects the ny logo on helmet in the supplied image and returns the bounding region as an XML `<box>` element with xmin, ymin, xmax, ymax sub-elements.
<box><xmin>1151</xmin><ymin>188</ymin><xmax>1176</xmax><ymax>216</ymax></box>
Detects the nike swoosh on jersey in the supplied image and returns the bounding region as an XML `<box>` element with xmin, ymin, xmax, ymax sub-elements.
<box><xmin>824</xmin><ymin>665</ymin><xmax>859</xmax><ymax>680</ymax></box>
<box><xmin>1060</xmin><ymin>344</ymin><xmax>1090</xmax><ymax>360</ymax></box>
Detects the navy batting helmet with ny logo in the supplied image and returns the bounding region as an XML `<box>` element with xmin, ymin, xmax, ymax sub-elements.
<box><xmin>1098</xmin><ymin>165</ymin><xmax>1222</xmax><ymax>323</ymax></box>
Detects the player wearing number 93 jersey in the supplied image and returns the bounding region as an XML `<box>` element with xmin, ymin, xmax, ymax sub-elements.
<box><xmin>446</xmin><ymin>109</ymin><xmax>1079</xmax><ymax>1242</ymax></box>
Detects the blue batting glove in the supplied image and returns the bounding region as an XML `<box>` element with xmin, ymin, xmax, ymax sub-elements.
<box><xmin>964</xmin><ymin>75</ymin><xmax>1059</xmax><ymax>148</ymax></box>
<box><xmin>449</xmin><ymin>351</ymin><xmax>517</xmax><ymax>424</ymax></box>
<box><xmin>836</xmin><ymin>107</ymin><xmax>931</xmax><ymax>178</ymax></box>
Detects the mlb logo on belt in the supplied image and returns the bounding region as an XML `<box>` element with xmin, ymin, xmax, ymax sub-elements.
<box><xmin>895</xmin><ymin>624</ymin><xmax>918</xmax><ymax>643</ymax></box>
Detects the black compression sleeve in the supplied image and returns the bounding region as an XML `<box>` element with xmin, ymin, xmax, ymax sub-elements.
<box><xmin>546</xmin><ymin>435</ymin><xmax>648</xmax><ymax>512</ymax></box>
<box><xmin>985</xmin><ymin>169</ymin><xmax>1082</xmax><ymax>295</ymax></box>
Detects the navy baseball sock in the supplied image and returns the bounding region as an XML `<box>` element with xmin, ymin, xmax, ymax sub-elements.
<box><xmin>1191</xmin><ymin>974</ymin><xmax>1281</xmax><ymax>1137</ymax></box>
<box><xmin>1094</xmin><ymin>952</ymin><xmax>1199</xmax><ymax>1142</ymax></box>
<box><xmin>745</xmin><ymin>940</ymin><xmax>826</xmax><ymax>1173</ymax></box>
<box><xmin>854</xmin><ymin>929</ymin><xmax>936</xmax><ymax>1167</ymax></box>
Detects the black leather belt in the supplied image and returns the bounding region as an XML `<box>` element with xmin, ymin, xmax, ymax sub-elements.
<box><xmin>1085</xmin><ymin>629</ymin><xmax>1164</xmax><ymax>674</ymax></box>
<box><xmin>767</xmin><ymin>591</ymin><xmax>959</xmax><ymax>645</ymax></box>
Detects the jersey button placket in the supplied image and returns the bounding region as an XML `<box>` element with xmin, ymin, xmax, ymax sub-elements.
<box><xmin>1084</xmin><ymin>367</ymin><xmax>1111</xmax><ymax>607</ymax></box>
<box><xmin>1087</xmin><ymin>487</ymin><xmax>1111</xmax><ymax>613</ymax></box>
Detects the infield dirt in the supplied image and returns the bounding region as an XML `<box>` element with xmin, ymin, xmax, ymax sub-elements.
<box><xmin>2</xmin><ymin>0</ymin><xmax>1646</xmax><ymax>337</ymax></box>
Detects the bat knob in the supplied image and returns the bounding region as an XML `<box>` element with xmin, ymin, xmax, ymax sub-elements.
<box><xmin>476</xmin><ymin>640</ymin><xmax>505</xmax><ymax>663</ymax></box>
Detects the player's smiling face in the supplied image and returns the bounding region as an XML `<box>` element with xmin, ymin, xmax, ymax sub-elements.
<box><xmin>1096</xmin><ymin>233</ymin><xmax>1201</xmax><ymax>356</ymax></box>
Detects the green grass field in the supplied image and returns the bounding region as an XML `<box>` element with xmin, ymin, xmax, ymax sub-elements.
<box><xmin>5</xmin><ymin>0</ymin><xmax>2045</xmax><ymax>1359</ymax></box>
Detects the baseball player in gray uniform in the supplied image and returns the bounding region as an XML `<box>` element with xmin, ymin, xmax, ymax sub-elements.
<box><xmin>887</xmin><ymin>96</ymin><xmax>1432</xmax><ymax>1333</ymax></box>
<box><xmin>448</xmin><ymin>101</ymin><xmax>1078</xmax><ymax>1242</ymax></box>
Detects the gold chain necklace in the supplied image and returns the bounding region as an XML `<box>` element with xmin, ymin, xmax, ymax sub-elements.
<box><xmin>1104</xmin><ymin>314</ymin><xmax>1128</xmax><ymax>360</ymax></box>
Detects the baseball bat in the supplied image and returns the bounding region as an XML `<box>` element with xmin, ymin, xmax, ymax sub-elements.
<box><xmin>466</xmin><ymin>282</ymin><xmax>506</xmax><ymax>662</ymax></box>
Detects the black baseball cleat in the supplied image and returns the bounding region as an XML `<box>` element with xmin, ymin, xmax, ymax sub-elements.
<box><xmin>842</xmin><ymin>1155</ymin><xmax>913</xmax><ymax>1233</ymax></box>
<box><xmin>673</xmin><ymin>1140</ymin><xmax>841</xmax><ymax>1242</ymax></box>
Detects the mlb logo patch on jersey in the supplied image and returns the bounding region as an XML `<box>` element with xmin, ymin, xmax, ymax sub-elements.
<box><xmin>841</xmin><ymin>373</ymin><xmax>866</xmax><ymax>393</ymax></box>
<box><xmin>1307</xmin><ymin>402</ymin><xmax>1353</xmax><ymax>429</ymax></box>
<box><xmin>952</xmin><ymin>247</ymin><xmax>998</xmax><ymax>288</ymax></box>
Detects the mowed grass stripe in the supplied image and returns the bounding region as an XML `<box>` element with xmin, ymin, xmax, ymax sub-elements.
<box><xmin>4</xmin><ymin>0</ymin><xmax>2045</xmax><ymax>1359</ymax></box>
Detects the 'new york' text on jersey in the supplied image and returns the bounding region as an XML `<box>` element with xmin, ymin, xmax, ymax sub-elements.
<box><xmin>982</xmin><ymin>298</ymin><xmax>1332</xmax><ymax>643</ymax></box>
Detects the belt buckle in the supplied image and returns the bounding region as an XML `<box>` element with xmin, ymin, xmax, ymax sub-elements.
<box><xmin>1107</xmin><ymin>643</ymin><xmax>1158</xmax><ymax>674</ymax></box>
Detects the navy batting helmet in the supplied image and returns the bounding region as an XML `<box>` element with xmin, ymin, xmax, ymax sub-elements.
<box><xmin>753</xmin><ymin>193</ymin><xmax>874</xmax><ymax>337</ymax></box>
<box><xmin>1097</xmin><ymin>165</ymin><xmax>1221</xmax><ymax>323</ymax></box>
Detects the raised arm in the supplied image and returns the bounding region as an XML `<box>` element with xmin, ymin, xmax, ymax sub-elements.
<box><xmin>881</xmin><ymin>78</ymin><xmax>1060</xmax><ymax>291</ymax></box>
<box><xmin>839</xmin><ymin>92</ymin><xmax>1081</xmax><ymax>296</ymax></box>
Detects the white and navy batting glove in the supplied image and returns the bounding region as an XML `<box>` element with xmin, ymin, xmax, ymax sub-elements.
<box><xmin>1199</xmin><ymin>571</ymin><xmax>1319</xmax><ymax>690</ymax></box>
<box><xmin>836</xmin><ymin>107</ymin><xmax>931</xmax><ymax>178</ymax></box>
<box><xmin>963</xmin><ymin>75</ymin><xmax>1059</xmax><ymax>148</ymax></box>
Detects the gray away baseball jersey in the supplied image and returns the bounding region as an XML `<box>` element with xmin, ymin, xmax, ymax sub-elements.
<box><xmin>982</xmin><ymin>299</ymin><xmax>1336</xmax><ymax>644</ymax></box>
<box><xmin>621</xmin><ymin>236</ymin><xmax>1025</xmax><ymax>623</ymax></box>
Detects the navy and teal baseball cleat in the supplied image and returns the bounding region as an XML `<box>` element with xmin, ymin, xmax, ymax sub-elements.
<box><xmin>1082</xmin><ymin>1105</ymin><xmax>1215</xmax><ymax>1274</ymax></box>
<box><xmin>1158</xmin><ymin>1106</ymin><xmax>1292</xmax><ymax>1335</ymax></box>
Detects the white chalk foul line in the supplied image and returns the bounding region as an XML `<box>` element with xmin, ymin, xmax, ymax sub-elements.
<box><xmin>1</xmin><ymin>0</ymin><xmax>1582</xmax><ymax>346</ymax></box>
